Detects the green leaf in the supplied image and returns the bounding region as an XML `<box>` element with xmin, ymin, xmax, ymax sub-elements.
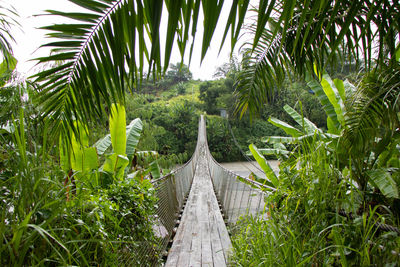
<box><xmin>12</xmin><ymin>211</ymin><xmax>33</xmax><ymax>251</ymax></box>
<box><xmin>0</xmin><ymin>56</ymin><xmax>17</xmax><ymax>87</ymax></box>
<box><xmin>94</xmin><ymin>134</ymin><xmax>111</xmax><ymax>155</ymax></box>
<box><xmin>126</xmin><ymin>118</ymin><xmax>143</xmax><ymax>159</ymax></box>
<box><xmin>327</xmin><ymin>116</ymin><xmax>339</xmax><ymax>135</ymax></box>
<box><xmin>334</xmin><ymin>78</ymin><xmax>346</xmax><ymax>103</ymax></box>
<box><xmin>164</xmin><ymin>0</ymin><xmax>183</xmax><ymax>71</ymax></box>
<box><xmin>268</xmin><ymin>117</ymin><xmax>302</xmax><ymax>137</ymax></box>
<box><xmin>263</xmin><ymin>136</ymin><xmax>298</xmax><ymax>144</ymax></box>
<box><xmin>263</xmin><ymin>134</ymin><xmax>316</xmax><ymax>145</ymax></box>
<box><xmin>59</xmin><ymin>134</ymin><xmax>71</xmax><ymax>173</ymax></box>
<box><xmin>306</xmin><ymin>73</ymin><xmax>337</xmax><ymax>122</ymax></box>
<box><xmin>0</xmin><ymin>55</ymin><xmax>17</xmax><ymax>74</ymax></box>
<box><xmin>255</xmin><ymin>148</ymin><xmax>290</xmax><ymax>156</ymax></box>
<box><xmin>70</xmin><ymin>135</ymin><xmax>84</xmax><ymax>172</ymax></box>
<box><xmin>149</xmin><ymin>160</ymin><xmax>161</xmax><ymax>180</ymax></box>
<box><xmin>200</xmin><ymin>0</ymin><xmax>224</xmax><ymax>61</ymax></box>
<box><xmin>102</xmin><ymin>153</ymin><xmax>129</xmax><ymax>181</ymax></box>
<box><xmin>109</xmin><ymin>103</ymin><xmax>126</xmax><ymax>156</ymax></box>
<box><xmin>249</xmin><ymin>144</ymin><xmax>278</xmax><ymax>188</ymax></box>
<box><xmin>320</xmin><ymin>74</ymin><xmax>345</xmax><ymax>127</ymax></box>
<box><xmin>367</xmin><ymin>169</ymin><xmax>399</xmax><ymax>199</ymax></box>
<box><xmin>283</xmin><ymin>104</ymin><xmax>319</xmax><ymax>135</ymax></box>
<box><xmin>83</xmin><ymin>147</ymin><xmax>98</xmax><ymax>172</ymax></box>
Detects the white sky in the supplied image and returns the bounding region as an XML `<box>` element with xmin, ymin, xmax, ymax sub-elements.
<box><xmin>7</xmin><ymin>0</ymin><xmax>242</xmax><ymax>80</ymax></box>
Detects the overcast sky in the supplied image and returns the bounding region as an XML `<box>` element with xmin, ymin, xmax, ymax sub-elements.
<box><xmin>7</xmin><ymin>0</ymin><xmax>242</xmax><ymax>80</ymax></box>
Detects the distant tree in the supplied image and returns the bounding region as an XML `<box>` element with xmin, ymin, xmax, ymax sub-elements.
<box><xmin>165</xmin><ymin>63</ymin><xmax>192</xmax><ymax>84</ymax></box>
<box><xmin>213</xmin><ymin>55</ymin><xmax>240</xmax><ymax>80</ymax></box>
<box><xmin>199</xmin><ymin>80</ymin><xmax>228</xmax><ymax>115</ymax></box>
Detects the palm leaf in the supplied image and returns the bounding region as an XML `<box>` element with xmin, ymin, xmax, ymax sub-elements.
<box><xmin>367</xmin><ymin>169</ymin><xmax>399</xmax><ymax>199</ymax></box>
<box><xmin>236</xmin><ymin>0</ymin><xmax>400</xmax><ymax>117</ymax></box>
<box><xmin>32</xmin><ymin>0</ymin><xmax>250</xmax><ymax>132</ymax></box>
<box><xmin>342</xmin><ymin>62</ymin><xmax>400</xmax><ymax>153</ymax></box>
<box><xmin>0</xmin><ymin>4</ymin><xmax>19</xmax><ymax>65</ymax></box>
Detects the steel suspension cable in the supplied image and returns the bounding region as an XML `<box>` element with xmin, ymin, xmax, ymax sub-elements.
<box><xmin>225</xmin><ymin>118</ymin><xmax>265</xmax><ymax>174</ymax></box>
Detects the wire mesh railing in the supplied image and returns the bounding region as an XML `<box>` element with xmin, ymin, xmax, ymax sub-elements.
<box><xmin>202</xmin><ymin>117</ymin><xmax>271</xmax><ymax>226</ymax></box>
<box><xmin>208</xmin><ymin>161</ymin><xmax>269</xmax><ymax>225</ymax></box>
<box><xmin>129</xmin><ymin>115</ymin><xmax>270</xmax><ymax>265</ymax></box>
<box><xmin>124</xmin><ymin>115</ymin><xmax>400</xmax><ymax>265</ymax></box>
<box><xmin>144</xmin><ymin>117</ymin><xmax>205</xmax><ymax>265</ymax></box>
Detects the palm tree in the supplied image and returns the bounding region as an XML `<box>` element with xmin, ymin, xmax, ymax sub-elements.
<box><xmin>235</xmin><ymin>0</ymin><xmax>400</xmax><ymax>117</ymax></box>
<box><xmin>33</xmin><ymin>0</ymin><xmax>399</xmax><ymax>133</ymax></box>
<box><xmin>33</xmin><ymin>0</ymin><xmax>251</xmax><ymax>131</ymax></box>
<box><xmin>231</xmin><ymin>0</ymin><xmax>399</xmax><ymax>197</ymax></box>
<box><xmin>0</xmin><ymin>4</ymin><xmax>18</xmax><ymax>65</ymax></box>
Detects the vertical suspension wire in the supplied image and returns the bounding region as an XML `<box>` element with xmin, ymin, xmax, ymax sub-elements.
<box><xmin>143</xmin><ymin>116</ymin><xmax>205</xmax><ymax>266</ymax></box>
<box><xmin>131</xmin><ymin>115</ymin><xmax>271</xmax><ymax>266</ymax></box>
<box><xmin>201</xmin><ymin>115</ymin><xmax>271</xmax><ymax>226</ymax></box>
<box><xmin>228</xmin><ymin>176</ymin><xmax>239</xmax><ymax>224</ymax></box>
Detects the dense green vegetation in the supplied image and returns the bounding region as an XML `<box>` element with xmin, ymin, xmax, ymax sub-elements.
<box><xmin>232</xmin><ymin>72</ymin><xmax>400</xmax><ymax>266</ymax></box>
<box><xmin>1</xmin><ymin>82</ymin><xmax>160</xmax><ymax>264</ymax></box>
<box><xmin>125</xmin><ymin>59</ymin><xmax>326</xmax><ymax>163</ymax></box>
<box><xmin>1</xmin><ymin>0</ymin><xmax>399</xmax><ymax>265</ymax></box>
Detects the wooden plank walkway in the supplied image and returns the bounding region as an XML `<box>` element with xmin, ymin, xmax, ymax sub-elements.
<box><xmin>165</xmin><ymin>145</ymin><xmax>232</xmax><ymax>267</ymax></box>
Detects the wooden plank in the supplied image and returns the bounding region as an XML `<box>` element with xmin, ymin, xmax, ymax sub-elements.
<box><xmin>210</xmin><ymin>187</ymin><xmax>232</xmax><ymax>263</ymax></box>
<box><xmin>201</xmin><ymin>187</ymin><xmax>213</xmax><ymax>267</ymax></box>
<box><xmin>176</xmin><ymin>203</ymin><xmax>194</xmax><ymax>266</ymax></box>
<box><xmin>166</xmin><ymin>167</ymin><xmax>200</xmax><ymax>266</ymax></box>
<box><xmin>165</xmin><ymin>148</ymin><xmax>232</xmax><ymax>267</ymax></box>
<box><xmin>188</xmin><ymin>190</ymin><xmax>202</xmax><ymax>266</ymax></box>
<box><xmin>176</xmin><ymin>173</ymin><xmax>200</xmax><ymax>266</ymax></box>
<box><xmin>165</xmin><ymin>221</ymin><xmax>185</xmax><ymax>266</ymax></box>
<box><xmin>209</xmin><ymin>208</ymin><xmax>226</xmax><ymax>267</ymax></box>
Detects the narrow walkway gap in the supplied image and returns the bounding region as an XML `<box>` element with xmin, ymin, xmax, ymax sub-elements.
<box><xmin>165</xmin><ymin>144</ymin><xmax>231</xmax><ymax>266</ymax></box>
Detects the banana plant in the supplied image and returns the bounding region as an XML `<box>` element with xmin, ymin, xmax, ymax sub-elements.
<box><xmin>305</xmin><ymin>68</ymin><xmax>354</xmax><ymax>135</ymax></box>
<box><xmin>250</xmin><ymin>73</ymin><xmax>399</xmax><ymax>199</ymax></box>
<box><xmin>60</xmin><ymin>120</ymin><xmax>99</xmax><ymax>197</ymax></box>
<box><xmin>248</xmin><ymin>103</ymin><xmax>325</xmax><ymax>190</ymax></box>
<box><xmin>255</xmin><ymin>71</ymin><xmax>351</xmax><ymax>157</ymax></box>
<box><xmin>60</xmin><ymin>103</ymin><xmax>161</xmax><ymax>194</ymax></box>
<box><xmin>94</xmin><ymin>103</ymin><xmax>161</xmax><ymax>181</ymax></box>
<box><xmin>100</xmin><ymin>103</ymin><xmax>130</xmax><ymax>181</ymax></box>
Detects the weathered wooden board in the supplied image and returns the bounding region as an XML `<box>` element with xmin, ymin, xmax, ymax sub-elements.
<box><xmin>165</xmin><ymin>150</ymin><xmax>232</xmax><ymax>267</ymax></box>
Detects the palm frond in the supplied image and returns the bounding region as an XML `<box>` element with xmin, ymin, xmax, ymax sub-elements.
<box><xmin>236</xmin><ymin>0</ymin><xmax>400</xmax><ymax>117</ymax></box>
<box><xmin>0</xmin><ymin>4</ymin><xmax>20</xmax><ymax>65</ymax></box>
<box><xmin>342</xmin><ymin>62</ymin><xmax>400</xmax><ymax>153</ymax></box>
<box><xmin>33</xmin><ymin>0</ymin><xmax>247</xmax><ymax>131</ymax></box>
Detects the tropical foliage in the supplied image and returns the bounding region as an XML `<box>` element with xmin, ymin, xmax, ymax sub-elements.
<box><xmin>32</xmin><ymin>0</ymin><xmax>251</xmax><ymax>132</ymax></box>
<box><xmin>1</xmin><ymin>0</ymin><xmax>400</xmax><ymax>265</ymax></box>
<box><xmin>235</xmin><ymin>0</ymin><xmax>400</xmax><ymax>117</ymax></box>
<box><xmin>1</xmin><ymin>95</ymin><xmax>159</xmax><ymax>265</ymax></box>
<box><xmin>0</xmin><ymin>4</ymin><xmax>18</xmax><ymax>64</ymax></box>
<box><xmin>237</xmin><ymin>70</ymin><xmax>400</xmax><ymax>265</ymax></box>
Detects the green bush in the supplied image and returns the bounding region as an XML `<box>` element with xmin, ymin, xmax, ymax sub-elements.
<box><xmin>0</xmin><ymin>106</ymin><xmax>159</xmax><ymax>266</ymax></box>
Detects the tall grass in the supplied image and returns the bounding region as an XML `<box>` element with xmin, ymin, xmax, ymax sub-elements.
<box><xmin>1</xmin><ymin>109</ymin><xmax>159</xmax><ymax>265</ymax></box>
<box><xmin>230</xmin><ymin>136</ymin><xmax>400</xmax><ymax>266</ymax></box>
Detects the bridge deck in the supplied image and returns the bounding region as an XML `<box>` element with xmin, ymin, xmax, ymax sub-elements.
<box><xmin>165</xmin><ymin>145</ymin><xmax>232</xmax><ymax>266</ymax></box>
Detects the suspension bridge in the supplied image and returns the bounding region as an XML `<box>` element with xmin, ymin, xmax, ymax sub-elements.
<box><xmin>133</xmin><ymin>115</ymin><xmax>268</xmax><ymax>266</ymax></box>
